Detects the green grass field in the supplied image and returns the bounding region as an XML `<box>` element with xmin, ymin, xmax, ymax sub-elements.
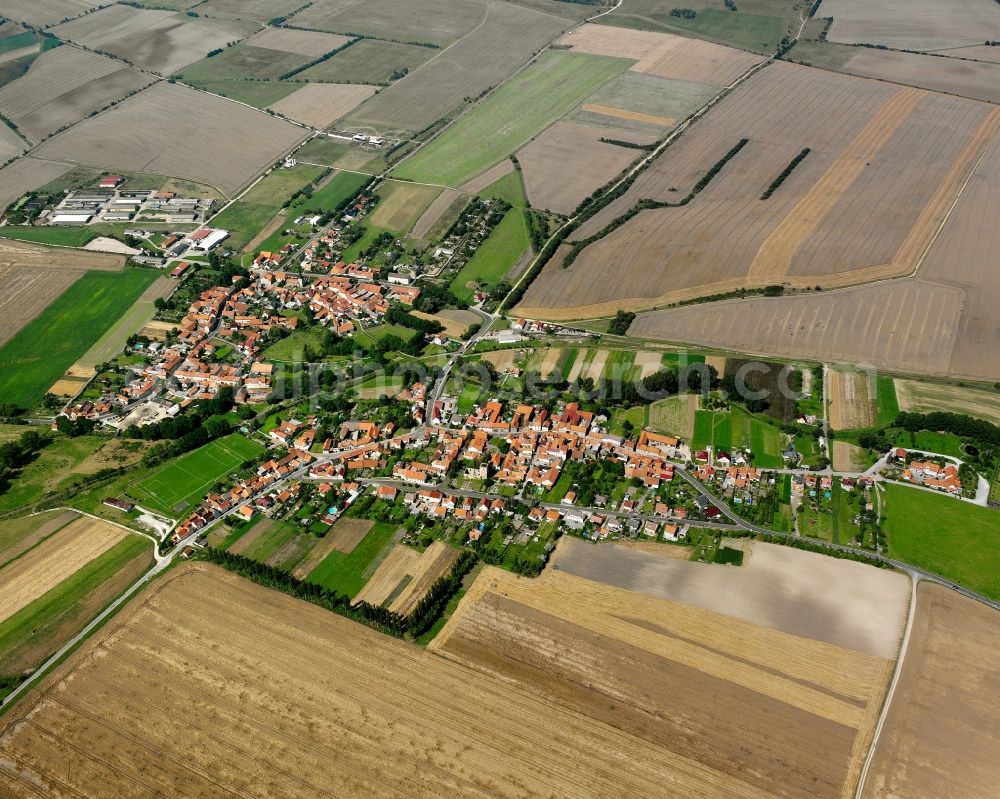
<box><xmin>212</xmin><ymin>164</ymin><xmax>325</xmax><ymax>248</ymax></box>
<box><xmin>476</xmin><ymin>169</ymin><xmax>527</xmax><ymax>207</ymax></box>
<box><xmin>299</xmin><ymin>170</ymin><xmax>370</xmax><ymax>214</ymax></box>
<box><xmin>0</xmin><ymin>533</ymin><xmax>151</xmax><ymax>679</ymax></box>
<box><xmin>132</xmin><ymin>434</ymin><xmax>264</xmax><ymax>516</ymax></box>
<box><xmin>341</xmin><ymin>223</ymin><xmax>394</xmax><ymax>263</ymax></box>
<box><xmin>692</xmin><ymin>409</ymin><xmax>731</xmax><ymax>453</ymax></box>
<box><xmin>306</xmin><ymin>521</ymin><xmax>398</xmax><ymax>597</ymax></box>
<box><xmin>0</xmin><ymin>436</ymin><xmax>106</xmax><ymax>513</ymax></box>
<box><xmin>0</xmin><ymin>269</ymin><xmax>158</xmax><ymax>410</ymax></box>
<box><xmin>889</xmin><ymin>429</ymin><xmax>965</xmax><ymax>459</ymax></box>
<box><xmin>885</xmin><ymin>483</ymin><xmax>1000</xmax><ymax>601</ymax></box>
<box><xmin>181</xmin><ymin>43</ymin><xmax>310</xmax><ymax>83</ymax></box>
<box><xmin>449</xmin><ymin>209</ymin><xmax>530</xmax><ymax>301</ymax></box>
<box><xmin>875</xmin><ymin>375</ymin><xmax>900</xmax><ymax>427</ymax></box>
<box><xmin>393</xmin><ymin>51</ymin><xmax>631</xmax><ymax>187</ymax></box>
<box><xmin>690</xmin><ymin>406</ymin><xmax>784</xmax><ymax>465</ymax></box>
<box><xmin>263</xmin><ymin>328</ymin><xmax>328</xmax><ymax>361</ymax></box>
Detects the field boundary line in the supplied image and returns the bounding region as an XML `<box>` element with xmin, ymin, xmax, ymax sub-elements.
<box><xmin>853</xmin><ymin>574</ymin><xmax>919</xmax><ymax>798</ymax></box>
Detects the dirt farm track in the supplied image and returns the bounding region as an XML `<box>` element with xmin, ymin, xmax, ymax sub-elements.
<box><xmin>0</xmin><ymin>563</ymin><xmax>897</xmax><ymax>799</ymax></box>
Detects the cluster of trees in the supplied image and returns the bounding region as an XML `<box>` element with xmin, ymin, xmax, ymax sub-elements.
<box><xmin>202</xmin><ymin>547</ymin><xmax>408</xmax><ymax>635</ymax></box>
<box><xmin>670</xmin><ymin>8</ymin><xmax>697</xmax><ymax>18</ymax></box>
<box><xmin>413</xmin><ymin>282</ymin><xmax>463</xmax><ymax>313</ymax></box>
<box><xmin>0</xmin><ymin>429</ymin><xmax>47</xmax><ymax>493</ymax></box>
<box><xmin>608</xmin><ymin>310</ymin><xmax>636</xmax><ymax>335</ymax></box>
<box><xmin>405</xmin><ymin>550</ymin><xmax>478</xmax><ymax>635</ymax></box>
<box><xmin>123</xmin><ymin>389</ymin><xmax>243</xmax><ymax>467</ymax></box>
<box><xmin>894</xmin><ymin>411</ymin><xmax>1000</xmax><ymax>449</ymax></box>
<box><xmin>203</xmin><ymin>545</ymin><xmax>478</xmax><ymax>638</ymax></box>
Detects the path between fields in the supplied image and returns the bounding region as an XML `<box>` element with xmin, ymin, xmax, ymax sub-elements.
<box><xmin>854</xmin><ymin>572</ymin><xmax>919</xmax><ymax>798</ymax></box>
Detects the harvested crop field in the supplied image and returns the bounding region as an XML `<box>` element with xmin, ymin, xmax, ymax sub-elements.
<box><xmin>833</xmin><ymin>441</ymin><xmax>869</xmax><ymax>472</ymax></box>
<box><xmin>299</xmin><ymin>39</ymin><xmax>435</xmax><ymax>84</ymax></box>
<box><xmin>0</xmin><ymin>515</ymin><xmax>128</xmax><ymax>624</ymax></box>
<box><xmin>628</xmin><ymin>279</ymin><xmax>968</xmax><ymax>378</ymax></box>
<box><xmin>516</xmin><ymin>62</ymin><xmax>1000</xmax><ymax>319</ymax></box>
<box><xmin>634</xmin><ymin>350</ymin><xmax>664</xmax><ymax>377</ymax></box>
<box><xmin>630</xmin><ymin>113</ymin><xmax>1000</xmax><ymax>382</ymax></box>
<box><xmin>828</xmin><ymin>369</ymin><xmax>876</xmax><ymax>430</ymax></box>
<box><xmin>410</xmin><ymin>187</ymin><xmax>465</xmax><ymax>239</ymax></box>
<box><xmin>51</xmin><ymin>5</ymin><xmax>256</xmax><ymax>75</ymax></box>
<box><xmin>838</xmin><ymin>48</ymin><xmax>1000</xmax><ymax>105</ymax></box>
<box><xmin>551</xmin><ymin>535</ymin><xmax>909</xmax><ymax>657</ymax></box>
<box><xmin>0</xmin><ymin>238</ymin><xmax>124</xmax><ymax>346</ymax></box>
<box><xmin>0</xmin><ymin>510</ymin><xmax>77</xmax><ymax>570</ymax></box>
<box><xmin>0</xmin><ymin>47</ymin><xmax>154</xmax><ymax>142</ymax></box>
<box><xmin>194</xmin><ymin>0</ymin><xmax>304</xmax><ymax>22</ymax></box>
<box><xmin>862</xmin><ymin>582</ymin><xmax>1000</xmax><ymax>798</ymax></box>
<box><xmin>559</xmin><ymin>24</ymin><xmax>761</xmax><ymax>86</ymax></box>
<box><xmin>894</xmin><ymin>379</ymin><xmax>1000</xmax><ymax>426</ymax></box>
<box><xmin>0</xmin><ymin>157</ymin><xmax>73</xmax><ymax>216</ymax></box>
<box><xmin>433</xmin><ymin>562</ymin><xmax>897</xmax><ymax>799</ymax></box>
<box><xmin>517</xmin><ymin>121</ymin><xmax>651</xmax><ymax>214</ymax></box>
<box><xmin>353</xmin><ymin>540</ymin><xmax>459</xmax><ymax>615</ymax></box>
<box><xmin>247</xmin><ymin>26</ymin><xmax>351</xmax><ymax>57</ymax></box>
<box><xmin>368</xmin><ymin>181</ymin><xmax>443</xmax><ymax>234</ymax></box>
<box><xmin>32</xmin><ymin>82</ymin><xmax>306</xmax><ymax>197</ymax></box>
<box><xmin>0</xmin><ymin>562</ymin><xmax>853</xmax><ymax>798</ymax></box>
<box><xmin>0</xmin><ymin>0</ymin><xmax>99</xmax><ymax>28</ymax></box>
<box><xmin>410</xmin><ymin>308</ymin><xmax>478</xmax><ymax>338</ymax></box>
<box><xmin>0</xmin><ymin>563</ymin><xmax>885</xmax><ymax>799</ymax></box>
<box><xmin>822</xmin><ymin>0</ymin><xmax>1000</xmax><ymax>51</ymax></box>
<box><xmin>268</xmin><ymin>83</ymin><xmax>376</xmax><ymax>129</ymax></box>
<box><xmin>343</xmin><ymin>2</ymin><xmax>572</xmax><ymax>135</ymax></box>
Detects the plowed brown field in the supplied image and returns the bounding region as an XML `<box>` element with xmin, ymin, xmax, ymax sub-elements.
<box><xmin>433</xmin><ymin>563</ymin><xmax>898</xmax><ymax>799</ymax></box>
<box><xmin>0</xmin><ymin>563</ymin><xmax>891</xmax><ymax>799</ymax></box>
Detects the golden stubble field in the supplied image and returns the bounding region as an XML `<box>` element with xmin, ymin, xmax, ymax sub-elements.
<box><xmin>0</xmin><ymin>562</ymin><xmax>889</xmax><ymax>799</ymax></box>
<box><xmin>0</xmin><ymin>515</ymin><xmax>128</xmax><ymax>624</ymax></box>
<box><xmin>862</xmin><ymin>582</ymin><xmax>1000</xmax><ymax>798</ymax></box>
<box><xmin>354</xmin><ymin>540</ymin><xmax>459</xmax><ymax>615</ymax></box>
<box><xmin>432</xmin><ymin>561</ymin><xmax>900</xmax><ymax>799</ymax></box>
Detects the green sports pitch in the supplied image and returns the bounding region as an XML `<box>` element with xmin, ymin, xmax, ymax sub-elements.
<box><xmin>132</xmin><ymin>434</ymin><xmax>264</xmax><ymax>516</ymax></box>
